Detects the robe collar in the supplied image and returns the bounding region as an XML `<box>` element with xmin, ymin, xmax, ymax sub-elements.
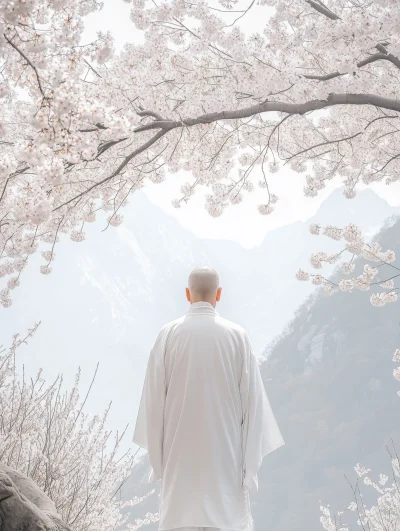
<box><xmin>187</xmin><ymin>301</ymin><xmax>219</xmax><ymax>316</ymax></box>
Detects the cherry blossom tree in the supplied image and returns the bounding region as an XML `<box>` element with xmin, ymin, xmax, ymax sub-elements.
<box><xmin>0</xmin><ymin>324</ymin><xmax>158</xmax><ymax>530</ymax></box>
<box><xmin>4</xmin><ymin>3</ymin><xmax>400</xmax><ymax>529</ymax></box>
<box><xmin>2</xmin><ymin>0</ymin><xmax>400</xmax><ymax>305</ymax></box>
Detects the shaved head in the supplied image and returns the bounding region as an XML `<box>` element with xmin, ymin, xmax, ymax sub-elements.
<box><xmin>187</xmin><ymin>266</ymin><xmax>220</xmax><ymax>303</ymax></box>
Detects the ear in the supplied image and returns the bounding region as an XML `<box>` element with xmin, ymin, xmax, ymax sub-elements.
<box><xmin>216</xmin><ymin>287</ymin><xmax>222</xmax><ymax>302</ymax></box>
<box><xmin>185</xmin><ymin>287</ymin><xmax>191</xmax><ymax>302</ymax></box>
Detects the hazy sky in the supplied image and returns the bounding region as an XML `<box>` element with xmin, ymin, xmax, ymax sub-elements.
<box><xmin>81</xmin><ymin>0</ymin><xmax>400</xmax><ymax>247</ymax></box>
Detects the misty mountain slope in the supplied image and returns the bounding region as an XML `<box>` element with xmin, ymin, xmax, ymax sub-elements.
<box><xmin>0</xmin><ymin>188</ymin><xmax>397</xmax><ymax>444</ymax></box>
<box><xmin>120</xmin><ymin>213</ymin><xmax>400</xmax><ymax>531</ymax></box>
<box><xmin>253</xmin><ymin>215</ymin><xmax>400</xmax><ymax>531</ymax></box>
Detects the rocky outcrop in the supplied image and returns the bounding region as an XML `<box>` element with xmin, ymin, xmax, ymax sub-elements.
<box><xmin>0</xmin><ymin>463</ymin><xmax>71</xmax><ymax>531</ymax></box>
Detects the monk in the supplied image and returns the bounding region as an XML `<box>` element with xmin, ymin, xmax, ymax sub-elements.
<box><xmin>133</xmin><ymin>266</ymin><xmax>285</xmax><ymax>531</ymax></box>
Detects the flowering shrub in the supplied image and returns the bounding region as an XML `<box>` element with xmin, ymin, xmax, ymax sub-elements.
<box><xmin>0</xmin><ymin>324</ymin><xmax>157</xmax><ymax>530</ymax></box>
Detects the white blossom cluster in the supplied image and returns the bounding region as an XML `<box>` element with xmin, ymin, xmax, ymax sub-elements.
<box><xmin>393</xmin><ymin>349</ymin><xmax>400</xmax><ymax>391</ymax></box>
<box><xmin>2</xmin><ymin>0</ymin><xmax>400</xmax><ymax>302</ymax></box>
<box><xmin>0</xmin><ymin>325</ymin><xmax>153</xmax><ymax>531</ymax></box>
<box><xmin>296</xmin><ymin>223</ymin><xmax>398</xmax><ymax>307</ymax></box>
<box><xmin>320</xmin><ymin>457</ymin><xmax>400</xmax><ymax>531</ymax></box>
<box><xmin>126</xmin><ymin>0</ymin><xmax>400</xmax><ymax>212</ymax></box>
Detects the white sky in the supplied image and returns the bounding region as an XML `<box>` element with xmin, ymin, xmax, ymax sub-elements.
<box><xmin>82</xmin><ymin>0</ymin><xmax>400</xmax><ymax>248</ymax></box>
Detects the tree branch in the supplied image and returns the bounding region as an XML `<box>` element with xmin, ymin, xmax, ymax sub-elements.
<box><xmin>4</xmin><ymin>35</ymin><xmax>46</xmax><ymax>98</ymax></box>
<box><xmin>96</xmin><ymin>137</ymin><xmax>128</xmax><ymax>157</ymax></box>
<box><xmin>373</xmin><ymin>153</ymin><xmax>400</xmax><ymax>174</ymax></box>
<box><xmin>137</xmin><ymin>109</ymin><xmax>165</xmax><ymax>121</ymax></box>
<box><xmin>304</xmin><ymin>52</ymin><xmax>400</xmax><ymax>81</ymax></box>
<box><xmin>78</xmin><ymin>122</ymin><xmax>107</xmax><ymax>133</ymax></box>
<box><xmin>305</xmin><ymin>0</ymin><xmax>340</xmax><ymax>20</ymax></box>
<box><xmin>53</xmin><ymin>129</ymin><xmax>167</xmax><ymax>212</ymax></box>
<box><xmin>304</xmin><ymin>71</ymin><xmax>344</xmax><ymax>81</ymax></box>
<box><xmin>133</xmin><ymin>93</ymin><xmax>400</xmax><ymax>133</ymax></box>
<box><xmin>83</xmin><ymin>58</ymin><xmax>102</xmax><ymax>78</ymax></box>
<box><xmin>53</xmin><ymin>93</ymin><xmax>400</xmax><ymax>213</ymax></box>
<box><xmin>364</xmin><ymin>115</ymin><xmax>399</xmax><ymax>130</ymax></box>
<box><xmin>0</xmin><ymin>166</ymin><xmax>30</xmax><ymax>205</ymax></box>
<box><xmin>358</xmin><ymin>52</ymin><xmax>400</xmax><ymax>70</ymax></box>
<box><xmin>284</xmin><ymin>131</ymin><xmax>362</xmax><ymax>163</ymax></box>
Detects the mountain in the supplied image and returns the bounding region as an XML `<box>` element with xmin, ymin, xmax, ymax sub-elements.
<box><xmin>120</xmin><ymin>213</ymin><xmax>400</xmax><ymax>531</ymax></box>
<box><xmin>0</xmin><ymin>188</ymin><xmax>398</xmax><ymax>447</ymax></box>
<box><xmin>254</xmin><ymin>214</ymin><xmax>400</xmax><ymax>531</ymax></box>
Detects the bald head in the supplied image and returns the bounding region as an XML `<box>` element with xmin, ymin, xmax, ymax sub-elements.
<box><xmin>187</xmin><ymin>266</ymin><xmax>221</xmax><ymax>304</ymax></box>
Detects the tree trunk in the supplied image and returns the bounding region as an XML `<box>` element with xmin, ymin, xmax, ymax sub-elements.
<box><xmin>0</xmin><ymin>463</ymin><xmax>71</xmax><ymax>531</ymax></box>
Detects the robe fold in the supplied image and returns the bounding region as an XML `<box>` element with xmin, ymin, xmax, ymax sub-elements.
<box><xmin>133</xmin><ymin>301</ymin><xmax>284</xmax><ymax>531</ymax></box>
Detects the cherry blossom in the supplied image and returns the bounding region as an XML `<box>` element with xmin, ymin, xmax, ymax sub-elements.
<box><xmin>320</xmin><ymin>456</ymin><xmax>400</xmax><ymax>531</ymax></box>
<box><xmin>299</xmin><ymin>223</ymin><xmax>398</xmax><ymax>308</ymax></box>
<box><xmin>2</xmin><ymin>0</ymin><xmax>400</xmax><ymax>303</ymax></box>
<box><xmin>0</xmin><ymin>325</ymin><xmax>151</xmax><ymax>531</ymax></box>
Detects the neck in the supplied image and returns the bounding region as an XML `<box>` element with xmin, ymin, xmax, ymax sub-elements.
<box><xmin>191</xmin><ymin>299</ymin><xmax>216</xmax><ymax>308</ymax></box>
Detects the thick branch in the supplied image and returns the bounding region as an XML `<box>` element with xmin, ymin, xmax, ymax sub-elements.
<box><xmin>304</xmin><ymin>52</ymin><xmax>400</xmax><ymax>81</ymax></box>
<box><xmin>134</xmin><ymin>93</ymin><xmax>400</xmax><ymax>133</ymax></box>
<box><xmin>358</xmin><ymin>52</ymin><xmax>400</xmax><ymax>70</ymax></box>
<box><xmin>305</xmin><ymin>0</ymin><xmax>340</xmax><ymax>20</ymax></box>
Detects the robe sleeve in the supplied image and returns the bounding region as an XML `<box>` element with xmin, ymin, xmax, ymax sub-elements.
<box><xmin>133</xmin><ymin>324</ymin><xmax>170</xmax><ymax>484</ymax></box>
<box><xmin>239</xmin><ymin>331</ymin><xmax>285</xmax><ymax>493</ymax></box>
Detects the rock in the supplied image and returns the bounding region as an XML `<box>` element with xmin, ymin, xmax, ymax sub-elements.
<box><xmin>0</xmin><ymin>463</ymin><xmax>71</xmax><ymax>531</ymax></box>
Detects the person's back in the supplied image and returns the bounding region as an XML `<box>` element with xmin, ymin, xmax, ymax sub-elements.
<box><xmin>133</xmin><ymin>266</ymin><xmax>285</xmax><ymax>531</ymax></box>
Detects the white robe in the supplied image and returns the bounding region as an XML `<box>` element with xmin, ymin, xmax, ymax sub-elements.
<box><xmin>133</xmin><ymin>301</ymin><xmax>285</xmax><ymax>531</ymax></box>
